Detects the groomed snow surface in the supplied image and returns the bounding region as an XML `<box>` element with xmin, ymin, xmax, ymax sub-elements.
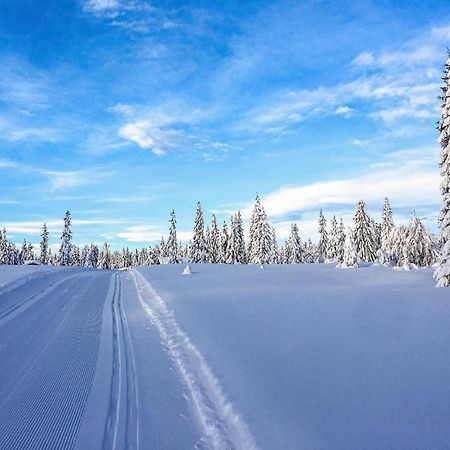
<box><xmin>0</xmin><ymin>264</ymin><xmax>449</xmax><ymax>449</ymax></box>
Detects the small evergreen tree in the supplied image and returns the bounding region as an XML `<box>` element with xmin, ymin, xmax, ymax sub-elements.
<box><xmin>316</xmin><ymin>209</ymin><xmax>328</xmax><ymax>263</ymax></box>
<box><xmin>327</xmin><ymin>215</ymin><xmax>339</xmax><ymax>261</ymax></box>
<box><xmin>353</xmin><ymin>201</ymin><xmax>376</xmax><ymax>262</ymax></box>
<box><xmin>209</xmin><ymin>214</ymin><xmax>221</xmax><ymax>263</ymax></box>
<box><xmin>58</xmin><ymin>211</ymin><xmax>73</xmax><ymax>266</ymax></box>
<box><xmin>189</xmin><ymin>202</ymin><xmax>208</xmax><ymax>263</ymax></box>
<box><xmin>340</xmin><ymin>227</ymin><xmax>359</xmax><ymax>268</ymax></box>
<box><xmin>166</xmin><ymin>210</ymin><xmax>180</xmax><ymax>263</ymax></box>
<box><xmin>248</xmin><ymin>195</ymin><xmax>272</xmax><ymax>265</ymax></box>
<box><xmin>39</xmin><ymin>225</ymin><xmax>49</xmax><ymax>265</ymax></box>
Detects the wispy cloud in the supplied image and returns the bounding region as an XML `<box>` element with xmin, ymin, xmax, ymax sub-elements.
<box><xmin>234</xmin><ymin>146</ymin><xmax>440</xmax><ymax>220</ymax></box>
<box><xmin>42</xmin><ymin>169</ymin><xmax>107</xmax><ymax>191</ymax></box>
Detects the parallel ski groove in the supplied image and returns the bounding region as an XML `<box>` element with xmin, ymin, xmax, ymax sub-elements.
<box><xmin>131</xmin><ymin>269</ymin><xmax>258</xmax><ymax>450</ymax></box>
<box><xmin>0</xmin><ymin>272</ymin><xmax>108</xmax><ymax>450</ymax></box>
<box><xmin>102</xmin><ymin>272</ymin><xmax>139</xmax><ymax>450</ymax></box>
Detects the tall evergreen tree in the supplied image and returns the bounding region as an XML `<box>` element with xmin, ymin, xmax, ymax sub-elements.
<box><xmin>58</xmin><ymin>210</ymin><xmax>73</xmax><ymax>266</ymax></box>
<box><xmin>40</xmin><ymin>223</ymin><xmax>49</xmax><ymax>265</ymax></box>
<box><xmin>0</xmin><ymin>228</ymin><xmax>7</xmax><ymax>264</ymax></box>
<box><xmin>341</xmin><ymin>227</ymin><xmax>359</xmax><ymax>268</ymax></box>
<box><xmin>220</xmin><ymin>221</ymin><xmax>229</xmax><ymax>263</ymax></box>
<box><xmin>316</xmin><ymin>209</ymin><xmax>328</xmax><ymax>263</ymax></box>
<box><xmin>99</xmin><ymin>242</ymin><xmax>111</xmax><ymax>269</ymax></box>
<box><xmin>189</xmin><ymin>202</ymin><xmax>208</xmax><ymax>263</ymax></box>
<box><xmin>327</xmin><ymin>215</ymin><xmax>339</xmax><ymax>261</ymax></box>
<box><xmin>353</xmin><ymin>201</ymin><xmax>376</xmax><ymax>262</ymax></box>
<box><xmin>381</xmin><ymin>197</ymin><xmax>394</xmax><ymax>243</ymax></box>
<box><xmin>209</xmin><ymin>214</ymin><xmax>221</xmax><ymax>263</ymax></box>
<box><xmin>287</xmin><ymin>223</ymin><xmax>302</xmax><ymax>263</ymax></box>
<box><xmin>435</xmin><ymin>53</ymin><xmax>450</xmax><ymax>287</ymax></box>
<box><xmin>166</xmin><ymin>210</ymin><xmax>180</xmax><ymax>263</ymax></box>
<box><xmin>248</xmin><ymin>195</ymin><xmax>272</xmax><ymax>265</ymax></box>
<box><xmin>337</xmin><ymin>218</ymin><xmax>346</xmax><ymax>263</ymax></box>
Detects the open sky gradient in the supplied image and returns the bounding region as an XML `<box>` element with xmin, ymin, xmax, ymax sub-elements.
<box><xmin>0</xmin><ymin>0</ymin><xmax>449</xmax><ymax>248</ymax></box>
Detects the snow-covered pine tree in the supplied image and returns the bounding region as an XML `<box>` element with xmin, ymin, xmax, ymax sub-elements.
<box><xmin>159</xmin><ymin>236</ymin><xmax>168</xmax><ymax>258</ymax></box>
<box><xmin>371</xmin><ymin>218</ymin><xmax>382</xmax><ymax>255</ymax></box>
<box><xmin>248</xmin><ymin>195</ymin><xmax>272</xmax><ymax>265</ymax></box>
<box><xmin>189</xmin><ymin>202</ymin><xmax>208</xmax><ymax>263</ymax></box>
<box><xmin>227</xmin><ymin>212</ymin><xmax>247</xmax><ymax>264</ymax></box>
<box><xmin>435</xmin><ymin>53</ymin><xmax>450</xmax><ymax>286</ymax></box>
<box><xmin>234</xmin><ymin>211</ymin><xmax>247</xmax><ymax>264</ymax></box>
<box><xmin>381</xmin><ymin>197</ymin><xmax>394</xmax><ymax>243</ymax></box>
<box><xmin>98</xmin><ymin>242</ymin><xmax>111</xmax><ymax>269</ymax></box>
<box><xmin>378</xmin><ymin>198</ymin><xmax>395</xmax><ymax>265</ymax></box>
<box><xmin>327</xmin><ymin>215</ymin><xmax>339</xmax><ymax>261</ymax></box>
<box><xmin>316</xmin><ymin>209</ymin><xmax>328</xmax><ymax>263</ymax></box>
<box><xmin>0</xmin><ymin>228</ymin><xmax>8</xmax><ymax>264</ymax></box>
<box><xmin>219</xmin><ymin>221</ymin><xmax>229</xmax><ymax>263</ymax></box>
<box><xmin>209</xmin><ymin>214</ymin><xmax>221</xmax><ymax>263</ymax></box>
<box><xmin>353</xmin><ymin>201</ymin><xmax>376</xmax><ymax>262</ymax></box>
<box><xmin>407</xmin><ymin>215</ymin><xmax>437</xmax><ymax>267</ymax></box>
<box><xmin>287</xmin><ymin>223</ymin><xmax>302</xmax><ymax>263</ymax></box>
<box><xmin>166</xmin><ymin>210</ymin><xmax>180</xmax><ymax>263</ymax></box>
<box><xmin>340</xmin><ymin>227</ymin><xmax>359</xmax><ymax>268</ymax></box>
<box><xmin>337</xmin><ymin>218</ymin><xmax>346</xmax><ymax>263</ymax></box>
<box><xmin>270</xmin><ymin>226</ymin><xmax>279</xmax><ymax>264</ymax></box>
<box><xmin>72</xmin><ymin>245</ymin><xmax>81</xmax><ymax>266</ymax></box>
<box><xmin>58</xmin><ymin>211</ymin><xmax>73</xmax><ymax>266</ymax></box>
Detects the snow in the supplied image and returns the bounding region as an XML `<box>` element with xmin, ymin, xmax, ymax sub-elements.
<box><xmin>0</xmin><ymin>263</ymin><xmax>449</xmax><ymax>449</ymax></box>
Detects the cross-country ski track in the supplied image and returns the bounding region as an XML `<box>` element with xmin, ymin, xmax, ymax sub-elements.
<box><xmin>0</xmin><ymin>266</ymin><xmax>258</xmax><ymax>450</ymax></box>
<box><xmin>1</xmin><ymin>263</ymin><xmax>450</xmax><ymax>450</ymax></box>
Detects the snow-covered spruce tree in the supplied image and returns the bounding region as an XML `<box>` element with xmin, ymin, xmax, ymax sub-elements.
<box><xmin>340</xmin><ymin>227</ymin><xmax>359</xmax><ymax>268</ymax></box>
<box><xmin>270</xmin><ymin>226</ymin><xmax>279</xmax><ymax>264</ymax></box>
<box><xmin>378</xmin><ymin>198</ymin><xmax>395</xmax><ymax>265</ymax></box>
<box><xmin>159</xmin><ymin>236</ymin><xmax>168</xmax><ymax>258</ymax></box>
<box><xmin>84</xmin><ymin>244</ymin><xmax>99</xmax><ymax>268</ymax></box>
<box><xmin>209</xmin><ymin>214</ymin><xmax>221</xmax><ymax>263</ymax></box>
<box><xmin>302</xmin><ymin>239</ymin><xmax>315</xmax><ymax>263</ymax></box>
<box><xmin>220</xmin><ymin>221</ymin><xmax>229</xmax><ymax>263</ymax></box>
<box><xmin>353</xmin><ymin>201</ymin><xmax>376</xmax><ymax>262</ymax></box>
<box><xmin>435</xmin><ymin>54</ymin><xmax>450</xmax><ymax>286</ymax></box>
<box><xmin>58</xmin><ymin>211</ymin><xmax>73</xmax><ymax>266</ymax></box>
<box><xmin>287</xmin><ymin>223</ymin><xmax>302</xmax><ymax>263</ymax></box>
<box><xmin>248</xmin><ymin>195</ymin><xmax>272</xmax><ymax>265</ymax></box>
<box><xmin>371</xmin><ymin>218</ymin><xmax>382</xmax><ymax>255</ymax></box>
<box><xmin>0</xmin><ymin>228</ymin><xmax>8</xmax><ymax>264</ymax></box>
<box><xmin>98</xmin><ymin>242</ymin><xmax>111</xmax><ymax>269</ymax></box>
<box><xmin>316</xmin><ymin>209</ymin><xmax>328</xmax><ymax>263</ymax></box>
<box><xmin>407</xmin><ymin>215</ymin><xmax>437</xmax><ymax>267</ymax></box>
<box><xmin>381</xmin><ymin>197</ymin><xmax>394</xmax><ymax>243</ymax></box>
<box><xmin>166</xmin><ymin>210</ymin><xmax>180</xmax><ymax>264</ymax></box>
<box><xmin>227</xmin><ymin>211</ymin><xmax>247</xmax><ymax>264</ymax></box>
<box><xmin>72</xmin><ymin>245</ymin><xmax>81</xmax><ymax>266</ymax></box>
<box><xmin>327</xmin><ymin>215</ymin><xmax>339</xmax><ymax>261</ymax></box>
<box><xmin>337</xmin><ymin>218</ymin><xmax>346</xmax><ymax>263</ymax></box>
<box><xmin>189</xmin><ymin>202</ymin><xmax>209</xmax><ymax>263</ymax></box>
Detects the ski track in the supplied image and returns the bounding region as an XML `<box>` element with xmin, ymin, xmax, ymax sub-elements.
<box><xmin>0</xmin><ymin>271</ymin><xmax>108</xmax><ymax>450</ymax></box>
<box><xmin>103</xmin><ymin>272</ymin><xmax>140</xmax><ymax>450</ymax></box>
<box><xmin>131</xmin><ymin>269</ymin><xmax>258</xmax><ymax>450</ymax></box>
<box><xmin>0</xmin><ymin>272</ymin><xmax>81</xmax><ymax>325</ymax></box>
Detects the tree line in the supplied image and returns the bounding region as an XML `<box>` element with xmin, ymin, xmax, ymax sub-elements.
<box><xmin>0</xmin><ymin>196</ymin><xmax>440</xmax><ymax>270</ymax></box>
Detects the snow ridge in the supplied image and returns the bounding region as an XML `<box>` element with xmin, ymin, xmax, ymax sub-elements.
<box><xmin>103</xmin><ymin>273</ymin><xmax>140</xmax><ymax>450</ymax></box>
<box><xmin>131</xmin><ymin>269</ymin><xmax>258</xmax><ymax>450</ymax></box>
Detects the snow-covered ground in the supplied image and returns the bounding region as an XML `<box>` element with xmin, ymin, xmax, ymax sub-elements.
<box><xmin>0</xmin><ymin>263</ymin><xmax>449</xmax><ymax>449</ymax></box>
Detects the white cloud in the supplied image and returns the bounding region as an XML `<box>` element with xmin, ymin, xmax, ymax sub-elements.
<box><xmin>43</xmin><ymin>170</ymin><xmax>99</xmax><ymax>190</ymax></box>
<box><xmin>235</xmin><ymin>146</ymin><xmax>440</xmax><ymax>221</ymax></box>
<box><xmin>118</xmin><ymin>120</ymin><xmax>181</xmax><ymax>155</ymax></box>
<box><xmin>335</xmin><ymin>105</ymin><xmax>355</xmax><ymax>118</ymax></box>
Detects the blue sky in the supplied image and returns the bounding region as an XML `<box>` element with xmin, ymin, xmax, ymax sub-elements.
<box><xmin>0</xmin><ymin>0</ymin><xmax>448</xmax><ymax>249</ymax></box>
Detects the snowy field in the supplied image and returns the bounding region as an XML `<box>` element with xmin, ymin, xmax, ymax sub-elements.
<box><xmin>0</xmin><ymin>264</ymin><xmax>449</xmax><ymax>449</ymax></box>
